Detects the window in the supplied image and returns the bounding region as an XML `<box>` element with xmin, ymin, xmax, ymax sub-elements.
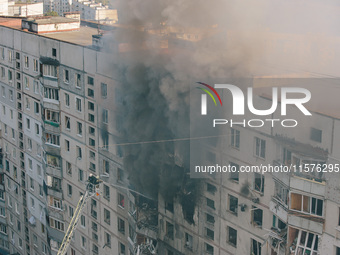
<box><xmin>89</xmin><ymin>138</ymin><xmax>95</xmax><ymax>147</ymax></box>
<box><xmin>65</xmin><ymin>139</ymin><xmax>70</xmax><ymax>151</ymax></box>
<box><xmin>76</xmin><ymin>98</ymin><xmax>82</xmax><ymax>112</ymax></box>
<box><xmin>118</xmin><ymin>193</ymin><xmax>125</xmax><ymax>208</ymax></box>
<box><xmin>11</xmin><ymin>128</ymin><xmax>15</xmax><ymax>139</ymax></box>
<box><xmin>43</xmin><ymin>65</ymin><xmax>57</xmax><ymax>77</ymax></box>
<box><xmin>1</xmin><ymin>67</ymin><xmax>4</xmax><ymax>78</ymax></box>
<box><xmin>34</xmin><ymin>81</ymin><xmax>39</xmax><ymax>94</ymax></box>
<box><xmin>77</xmin><ymin>146</ymin><xmax>82</xmax><ymax>159</ymax></box>
<box><xmin>88</xmin><ymin>76</ymin><xmax>94</xmax><ymax>85</ymax></box>
<box><xmin>336</xmin><ymin>247</ymin><xmax>340</xmax><ymax>255</ymax></box>
<box><xmin>34</xmin><ymin>102</ymin><xmax>39</xmax><ymax>114</ymax></box>
<box><xmin>67</xmin><ymin>184</ymin><xmax>72</xmax><ymax>196</ymax></box>
<box><xmin>104</xmin><ymin>208</ymin><xmax>110</xmax><ymax>225</ymax></box>
<box><xmin>66</xmin><ymin>161</ymin><xmax>72</xmax><ymax>175</ymax></box>
<box><xmin>27</xmin><ymin>138</ymin><xmax>32</xmax><ymax>150</ymax></box>
<box><xmin>103</xmin><ymin>160</ymin><xmax>109</xmax><ymax>174</ymax></box>
<box><xmin>205</xmin><ymin>243</ymin><xmax>214</xmax><ymax>255</ymax></box>
<box><xmin>0</xmin><ymin>208</ymin><xmax>5</xmax><ymax>217</ymax></box>
<box><xmin>44</xmin><ymin>87</ymin><xmax>59</xmax><ymax>101</ymax></box>
<box><xmin>77</xmin><ymin>122</ymin><xmax>82</xmax><ymax>136</ymax></box>
<box><xmin>101</xmin><ymin>83</ymin><xmax>107</xmax><ymax>97</ymax></box>
<box><xmin>81</xmin><ymin>236</ymin><xmax>86</xmax><ymax>249</ymax></box>
<box><xmin>52</xmin><ymin>48</ymin><xmax>57</xmax><ymax>57</ymax></box>
<box><xmin>88</xmin><ymin>102</ymin><xmax>94</xmax><ymax>111</ymax></box>
<box><xmin>80</xmin><ymin>215</ymin><xmax>85</xmax><ymax>227</ymax></box>
<box><xmin>290</xmin><ymin>193</ymin><xmax>323</xmax><ymax>216</ymax></box>
<box><xmin>88</xmin><ymin>88</ymin><xmax>94</xmax><ymax>97</ymax></box>
<box><xmin>79</xmin><ymin>169</ymin><xmax>84</xmax><ymax>182</ymax></box>
<box><xmin>228</xmin><ymin>195</ymin><xmax>238</xmax><ymax>215</ymax></box>
<box><xmin>119</xmin><ymin>243</ymin><xmax>126</xmax><ymax>255</ymax></box>
<box><xmin>254</xmin><ymin>173</ymin><xmax>264</xmax><ymax>193</ymax></box>
<box><xmin>89</xmin><ymin>150</ymin><xmax>96</xmax><ymax>159</ymax></box>
<box><xmin>24</xmin><ymin>56</ymin><xmax>29</xmax><ymax>68</ymax></box>
<box><xmin>166</xmin><ymin>222</ymin><xmax>174</xmax><ymax>239</ymax></box>
<box><xmin>231</xmin><ymin>128</ymin><xmax>240</xmax><ymax>148</ymax></box>
<box><xmin>227</xmin><ymin>226</ymin><xmax>237</xmax><ymax>247</ymax></box>
<box><xmin>30</xmin><ymin>177</ymin><xmax>34</xmax><ymax>190</ymax></box>
<box><xmin>9</xmin><ymin>90</ymin><xmax>13</xmax><ymax>101</ymax></box>
<box><xmin>45</xmin><ymin>133</ymin><xmax>60</xmax><ymax>146</ymax></box>
<box><xmin>206</xmin><ymin>213</ymin><xmax>215</xmax><ymax>224</ymax></box>
<box><xmin>105</xmin><ymin>232</ymin><xmax>111</xmax><ymax>247</ymax></box>
<box><xmin>103</xmin><ymin>134</ymin><xmax>109</xmax><ymax>149</ymax></box>
<box><xmin>64</xmin><ymin>69</ymin><xmax>69</xmax><ymax>83</ymax></box>
<box><xmin>37</xmin><ymin>165</ymin><xmax>42</xmax><ymax>176</ymax></box>
<box><xmin>103</xmin><ymin>109</ymin><xmax>108</xmax><ymax>124</ymax></box>
<box><xmin>229</xmin><ymin>162</ymin><xmax>240</xmax><ymax>182</ymax></box>
<box><xmin>104</xmin><ymin>184</ymin><xmax>110</xmax><ymax>200</ymax></box>
<box><xmin>207</xmin><ymin>183</ymin><xmax>217</xmax><ymax>194</ymax></box>
<box><xmin>118</xmin><ymin>217</ymin><xmax>125</xmax><ymax>234</ymax></box>
<box><xmin>1</xmin><ymin>86</ymin><xmax>5</xmax><ymax>97</ymax></box>
<box><xmin>26</xmin><ymin>97</ymin><xmax>30</xmax><ymax>110</ymax></box>
<box><xmin>274</xmin><ymin>181</ymin><xmax>288</xmax><ymax>205</ymax></box>
<box><xmin>251</xmin><ymin>206</ymin><xmax>263</xmax><ymax>227</ymax></box>
<box><xmin>255</xmin><ymin>137</ymin><xmax>266</xmax><ymax>159</ymax></box>
<box><xmin>117</xmin><ymin>168</ymin><xmax>123</xmax><ymax>181</ymax></box>
<box><xmin>206</xmin><ymin>228</ymin><xmax>214</xmax><ymax>240</ymax></box>
<box><xmin>33</xmin><ymin>59</ymin><xmax>38</xmax><ymax>72</ymax></box>
<box><xmin>45</xmin><ymin>109</ymin><xmax>60</xmax><ymax>123</ymax></box>
<box><xmin>185</xmin><ymin>233</ymin><xmax>193</xmax><ymax>250</ymax></box>
<box><xmin>206</xmin><ymin>198</ymin><xmax>215</xmax><ymax>209</ymax></box>
<box><xmin>76</xmin><ymin>74</ymin><xmax>81</xmax><ymax>88</ymax></box>
<box><xmin>165</xmin><ymin>201</ymin><xmax>174</xmax><ymax>213</ymax></box>
<box><xmin>92</xmin><ymin>221</ymin><xmax>98</xmax><ymax>232</ymax></box>
<box><xmin>50</xmin><ymin>218</ymin><xmax>65</xmax><ymax>231</ymax></box>
<box><xmin>65</xmin><ymin>93</ymin><xmax>70</xmax><ymax>107</ymax></box>
<box><xmin>88</xmin><ymin>113</ymin><xmax>95</xmax><ymax>122</ymax></box>
<box><xmin>310</xmin><ymin>128</ymin><xmax>322</xmax><ymax>143</ymax></box>
<box><xmin>251</xmin><ymin>239</ymin><xmax>261</xmax><ymax>255</ymax></box>
<box><xmin>69</xmin><ymin>206</ymin><xmax>74</xmax><ymax>217</ymax></box>
<box><xmin>8</xmin><ymin>70</ymin><xmax>12</xmax><ymax>82</ymax></box>
<box><xmin>90</xmin><ymin>162</ymin><xmax>96</xmax><ymax>172</ymax></box>
<box><xmin>65</xmin><ymin>116</ymin><xmax>70</xmax><ymax>130</ymax></box>
<box><xmin>49</xmin><ymin>196</ymin><xmax>62</xmax><ymax>209</ymax></box>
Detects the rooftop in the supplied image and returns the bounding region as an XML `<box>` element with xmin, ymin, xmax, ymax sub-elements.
<box><xmin>0</xmin><ymin>17</ymin><xmax>103</xmax><ymax>47</ymax></box>
<box><xmin>25</xmin><ymin>16</ymin><xmax>78</xmax><ymax>25</ymax></box>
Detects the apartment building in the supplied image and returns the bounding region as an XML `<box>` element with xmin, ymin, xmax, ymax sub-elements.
<box><xmin>0</xmin><ymin>16</ymin><xmax>131</xmax><ymax>255</ymax></box>
<box><xmin>72</xmin><ymin>0</ymin><xmax>118</xmax><ymax>24</ymax></box>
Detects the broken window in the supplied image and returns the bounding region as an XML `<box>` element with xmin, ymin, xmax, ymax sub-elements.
<box><xmin>166</xmin><ymin>221</ymin><xmax>174</xmax><ymax>240</ymax></box>
<box><xmin>251</xmin><ymin>239</ymin><xmax>262</xmax><ymax>255</ymax></box>
<box><xmin>118</xmin><ymin>193</ymin><xmax>124</xmax><ymax>208</ymax></box>
<box><xmin>274</xmin><ymin>180</ymin><xmax>288</xmax><ymax>205</ymax></box>
<box><xmin>165</xmin><ymin>201</ymin><xmax>174</xmax><ymax>213</ymax></box>
<box><xmin>252</xmin><ymin>206</ymin><xmax>263</xmax><ymax>227</ymax></box>
<box><xmin>291</xmin><ymin>229</ymin><xmax>319</xmax><ymax>255</ymax></box>
<box><xmin>228</xmin><ymin>195</ymin><xmax>238</xmax><ymax>215</ymax></box>
<box><xmin>229</xmin><ymin>162</ymin><xmax>239</xmax><ymax>182</ymax></box>
<box><xmin>291</xmin><ymin>193</ymin><xmax>323</xmax><ymax>216</ymax></box>
<box><xmin>185</xmin><ymin>233</ymin><xmax>193</xmax><ymax>249</ymax></box>
<box><xmin>254</xmin><ymin>173</ymin><xmax>264</xmax><ymax>193</ymax></box>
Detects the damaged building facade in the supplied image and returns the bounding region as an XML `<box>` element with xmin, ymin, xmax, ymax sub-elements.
<box><xmin>0</xmin><ymin>15</ymin><xmax>340</xmax><ymax>255</ymax></box>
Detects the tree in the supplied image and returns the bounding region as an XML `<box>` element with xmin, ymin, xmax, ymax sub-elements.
<box><xmin>44</xmin><ymin>11</ymin><xmax>59</xmax><ymax>17</ymax></box>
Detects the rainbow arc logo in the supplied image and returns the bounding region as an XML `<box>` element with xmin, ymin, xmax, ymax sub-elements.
<box><xmin>196</xmin><ymin>82</ymin><xmax>223</xmax><ymax>115</ymax></box>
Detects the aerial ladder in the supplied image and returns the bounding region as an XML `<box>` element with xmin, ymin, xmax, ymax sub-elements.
<box><xmin>57</xmin><ymin>175</ymin><xmax>102</xmax><ymax>255</ymax></box>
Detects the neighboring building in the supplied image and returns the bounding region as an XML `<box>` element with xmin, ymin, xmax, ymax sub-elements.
<box><xmin>7</xmin><ymin>2</ymin><xmax>44</xmax><ymax>17</ymax></box>
<box><xmin>0</xmin><ymin>0</ymin><xmax>9</xmax><ymax>16</ymax></box>
<box><xmin>1</xmin><ymin>14</ymin><xmax>340</xmax><ymax>255</ymax></box>
<box><xmin>72</xmin><ymin>0</ymin><xmax>118</xmax><ymax>24</ymax></box>
<box><xmin>44</xmin><ymin>0</ymin><xmax>72</xmax><ymax>17</ymax></box>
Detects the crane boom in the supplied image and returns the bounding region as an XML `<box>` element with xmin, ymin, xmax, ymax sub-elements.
<box><xmin>57</xmin><ymin>175</ymin><xmax>102</xmax><ymax>255</ymax></box>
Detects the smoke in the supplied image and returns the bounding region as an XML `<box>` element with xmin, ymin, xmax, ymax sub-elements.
<box><xmin>106</xmin><ymin>0</ymin><xmax>340</xmax><ymax>222</ymax></box>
